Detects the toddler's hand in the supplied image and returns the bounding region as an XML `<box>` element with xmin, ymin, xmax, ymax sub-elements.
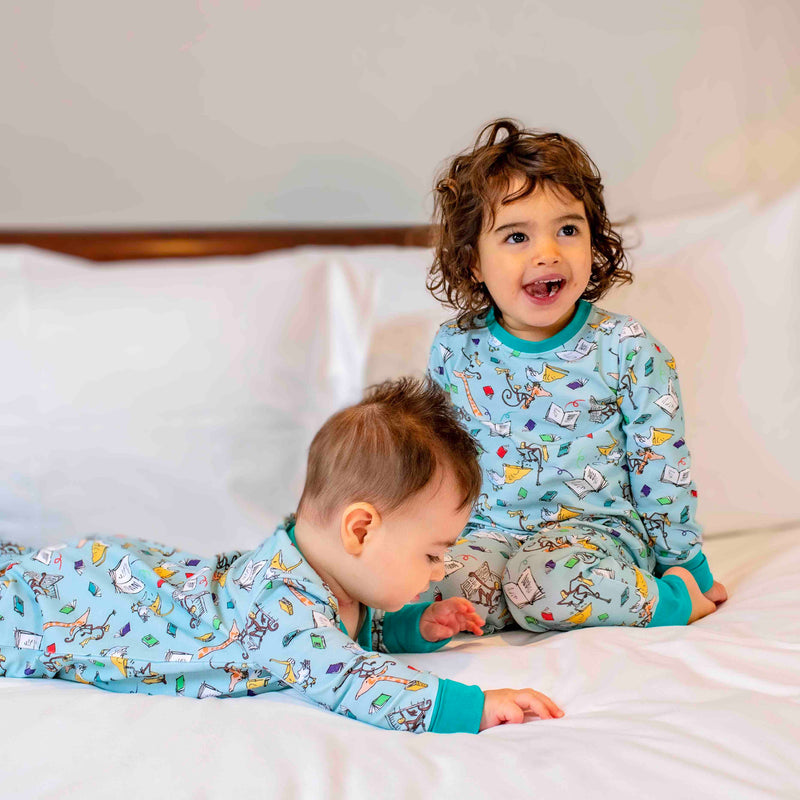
<box><xmin>419</xmin><ymin>597</ymin><xmax>484</xmax><ymax>641</ymax></box>
<box><xmin>480</xmin><ymin>688</ymin><xmax>564</xmax><ymax>731</ymax></box>
<box><xmin>704</xmin><ymin>580</ymin><xmax>728</xmax><ymax>605</ymax></box>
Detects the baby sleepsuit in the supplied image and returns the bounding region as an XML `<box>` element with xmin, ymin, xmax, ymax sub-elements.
<box><xmin>0</xmin><ymin>518</ymin><xmax>483</xmax><ymax>733</ymax></box>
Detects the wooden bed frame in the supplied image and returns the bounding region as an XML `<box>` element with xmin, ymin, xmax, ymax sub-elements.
<box><xmin>0</xmin><ymin>226</ymin><xmax>433</xmax><ymax>262</ymax></box>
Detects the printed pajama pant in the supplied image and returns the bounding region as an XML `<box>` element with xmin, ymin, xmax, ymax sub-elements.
<box><xmin>420</xmin><ymin>523</ymin><xmax>675</xmax><ymax>633</ymax></box>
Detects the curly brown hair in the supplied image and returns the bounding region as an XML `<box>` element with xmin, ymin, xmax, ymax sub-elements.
<box><xmin>427</xmin><ymin>118</ymin><xmax>632</xmax><ymax>327</ymax></box>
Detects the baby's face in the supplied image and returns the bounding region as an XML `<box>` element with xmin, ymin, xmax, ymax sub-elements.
<box><xmin>474</xmin><ymin>178</ymin><xmax>593</xmax><ymax>342</ymax></box>
<box><xmin>356</xmin><ymin>468</ymin><xmax>472</xmax><ymax>612</ymax></box>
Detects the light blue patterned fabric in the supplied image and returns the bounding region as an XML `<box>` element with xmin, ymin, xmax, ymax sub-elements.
<box><xmin>423</xmin><ymin>301</ymin><xmax>712</xmax><ymax>630</ymax></box>
<box><xmin>0</xmin><ymin>519</ymin><xmax>483</xmax><ymax>733</ymax></box>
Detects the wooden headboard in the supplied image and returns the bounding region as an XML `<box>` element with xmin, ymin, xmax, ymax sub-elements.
<box><xmin>0</xmin><ymin>226</ymin><xmax>433</xmax><ymax>262</ymax></box>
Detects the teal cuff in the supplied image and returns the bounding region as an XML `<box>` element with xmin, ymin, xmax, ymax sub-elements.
<box><xmin>649</xmin><ymin>574</ymin><xmax>692</xmax><ymax>627</ymax></box>
<box><xmin>429</xmin><ymin>679</ymin><xmax>485</xmax><ymax>734</ymax></box>
<box><xmin>655</xmin><ymin>551</ymin><xmax>714</xmax><ymax>594</ymax></box>
<box><xmin>383</xmin><ymin>602</ymin><xmax>450</xmax><ymax>654</ymax></box>
<box><xmin>683</xmin><ymin>552</ymin><xmax>714</xmax><ymax>593</ymax></box>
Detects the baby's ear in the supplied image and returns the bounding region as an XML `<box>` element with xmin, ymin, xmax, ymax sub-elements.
<box><xmin>340</xmin><ymin>503</ymin><xmax>381</xmax><ymax>556</ymax></box>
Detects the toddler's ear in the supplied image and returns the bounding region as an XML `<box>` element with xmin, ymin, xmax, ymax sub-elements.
<box><xmin>470</xmin><ymin>248</ymin><xmax>483</xmax><ymax>283</ymax></box>
<box><xmin>340</xmin><ymin>503</ymin><xmax>381</xmax><ymax>556</ymax></box>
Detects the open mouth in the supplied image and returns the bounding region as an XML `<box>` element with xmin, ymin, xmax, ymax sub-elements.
<box><xmin>525</xmin><ymin>278</ymin><xmax>566</xmax><ymax>299</ymax></box>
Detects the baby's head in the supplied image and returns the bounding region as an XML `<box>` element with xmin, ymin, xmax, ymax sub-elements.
<box><xmin>428</xmin><ymin>118</ymin><xmax>631</xmax><ymax>338</ymax></box>
<box><xmin>296</xmin><ymin>376</ymin><xmax>481</xmax><ymax>611</ymax></box>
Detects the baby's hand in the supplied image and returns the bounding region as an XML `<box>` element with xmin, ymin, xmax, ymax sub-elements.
<box><xmin>704</xmin><ymin>580</ymin><xmax>728</xmax><ymax>605</ymax></box>
<box><xmin>480</xmin><ymin>688</ymin><xmax>564</xmax><ymax>731</ymax></box>
<box><xmin>419</xmin><ymin>597</ymin><xmax>484</xmax><ymax>641</ymax></box>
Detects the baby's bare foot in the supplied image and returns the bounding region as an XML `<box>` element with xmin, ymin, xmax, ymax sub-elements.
<box><xmin>664</xmin><ymin>567</ymin><xmax>716</xmax><ymax>623</ymax></box>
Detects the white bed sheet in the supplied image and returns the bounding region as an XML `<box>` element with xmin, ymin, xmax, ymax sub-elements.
<box><xmin>3</xmin><ymin>523</ymin><xmax>799</xmax><ymax>799</ymax></box>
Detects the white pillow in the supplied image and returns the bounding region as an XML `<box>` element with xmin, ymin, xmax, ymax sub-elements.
<box><xmin>343</xmin><ymin>247</ymin><xmax>449</xmax><ymax>386</ymax></box>
<box><xmin>0</xmin><ymin>246</ymin><xmax>376</xmax><ymax>552</ymax></box>
<box><xmin>608</xmin><ymin>188</ymin><xmax>800</xmax><ymax>534</ymax></box>
<box><xmin>3</xmin><ymin>187</ymin><xmax>796</xmax><ymax>557</ymax></box>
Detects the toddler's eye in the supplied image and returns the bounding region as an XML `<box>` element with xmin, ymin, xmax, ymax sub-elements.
<box><xmin>560</xmin><ymin>224</ymin><xmax>579</xmax><ymax>236</ymax></box>
<box><xmin>505</xmin><ymin>231</ymin><xmax>527</xmax><ymax>244</ymax></box>
<box><xmin>427</xmin><ymin>554</ymin><xmax>442</xmax><ymax>564</ymax></box>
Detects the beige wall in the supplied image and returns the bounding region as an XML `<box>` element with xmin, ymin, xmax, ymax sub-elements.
<box><xmin>1</xmin><ymin>0</ymin><xmax>797</xmax><ymax>226</ymax></box>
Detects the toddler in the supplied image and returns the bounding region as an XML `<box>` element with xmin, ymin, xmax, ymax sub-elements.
<box><xmin>0</xmin><ymin>377</ymin><xmax>562</xmax><ymax>733</ymax></box>
<box><xmin>423</xmin><ymin>119</ymin><xmax>727</xmax><ymax>633</ymax></box>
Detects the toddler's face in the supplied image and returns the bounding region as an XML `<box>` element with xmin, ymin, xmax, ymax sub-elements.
<box><xmin>356</xmin><ymin>468</ymin><xmax>472</xmax><ymax>612</ymax></box>
<box><xmin>474</xmin><ymin>178</ymin><xmax>593</xmax><ymax>341</ymax></box>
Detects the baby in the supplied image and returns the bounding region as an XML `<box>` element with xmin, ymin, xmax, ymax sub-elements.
<box><xmin>0</xmin><ymin>377</ymin><xmax>562</xmax><ymax>733</ymax></box>
<box><xmin>422</xmin><ymin>119</ymin><xmax>727</xmax><ymax>632</ymax></box>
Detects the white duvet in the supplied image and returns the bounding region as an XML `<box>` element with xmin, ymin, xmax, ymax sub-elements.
<box><xmin>3</xmin><ymin>524</ymin><xmax>799</xmax><ymax>799</ymax></box>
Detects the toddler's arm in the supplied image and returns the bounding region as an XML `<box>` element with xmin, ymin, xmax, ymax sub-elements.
<box><xmin>426</xmin><ymin>325</ymin><xmax>453</xmax><ymax>393</ymax></box>
<box><xmin>616</xmin><ymin>321</ymin><xmax>722</xmax><ymax>598</ymax></box>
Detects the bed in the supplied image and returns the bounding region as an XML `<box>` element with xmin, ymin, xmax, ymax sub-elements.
<box><xmin>1</xmin><ymin>188</ymin><xmax>799</xmax><ymax>799</ymax></box>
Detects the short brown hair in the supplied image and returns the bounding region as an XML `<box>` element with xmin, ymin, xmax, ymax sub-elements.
<box><xmin>427</xmin><ymin>118</ymin><xmax>632</xmax><ymax>327</ymax></box>
<box><xmin>297</xmin><ymin>376</ymin><xmax>481</xmax><ymax>524</ymax></box>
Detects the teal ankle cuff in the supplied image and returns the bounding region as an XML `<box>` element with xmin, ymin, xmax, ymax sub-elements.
<box><xmin>649</xmin><ymin>574</ymin><xmax>692</xmax><ymax>627</ymax></box>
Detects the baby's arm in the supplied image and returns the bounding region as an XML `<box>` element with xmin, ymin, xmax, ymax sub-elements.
<box><xmin>379</xmin><ymin>598</ymin><xmax>564</xmax><ymax>729</ymax></box>
<box><xmin>418</xmin><ymin>597</ymin><xmax>485</xmax><ymax>641</ymax></box>
<box><xmin>377</xmin><ymin>597</ymin><xmax>483</xmax><ymax>653</ymax></box>
<box><xmin>252</xmin><ymin>584</ymin><xmax>562</xmax><ymax>732</ymax></box>
<box><xmin>481</xmin><ymin>689</ymin><xmax>563</xmax><ymax>728</ymax></box>
<box><xmin>251</xmin><ymin>579</ymin><xmax>485</xmax><ymax>732</ymax></box>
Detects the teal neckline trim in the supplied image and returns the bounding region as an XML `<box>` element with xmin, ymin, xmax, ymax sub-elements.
<box><xmin>285</xmin><ymin>518</ymin><xmax>298</xmax><ymax>548</ymax></box>
<box><xmin>487</xmin><ymin>299</ymin><xmax>592</xmax><ymax>353</ymax></box>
